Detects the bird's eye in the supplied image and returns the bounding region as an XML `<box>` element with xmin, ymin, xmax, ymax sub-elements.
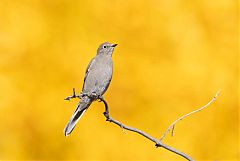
<box><xmin>103</xmin><ymin>45</ymin><xmax>107</xmax><ymax>49</ymax></box>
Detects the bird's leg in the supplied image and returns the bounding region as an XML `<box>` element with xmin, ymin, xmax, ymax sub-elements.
<box><xmin>64</xmin><ymin>88</ymin><xmax>80</xmax><ymax>101</ymax></box>
<box><xmin>80</xmin><ymin>91</ymin><xmax>99</xmax><ymax>100</ymax></box>
<box><xmin>89</xmin><ymin>92</ymin><xmax>98</xmax><ymax>99</ymax></box>
<box><xmin>79</xmin><ymin>92</ymin><xmax>88</xmax><ymax>97</ymax></box>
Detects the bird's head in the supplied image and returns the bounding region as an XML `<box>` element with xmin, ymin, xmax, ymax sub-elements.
<box><xmin>97</xmin><ymin>42</ymin><xmax>117</xmax><ymax>56</ymax></box>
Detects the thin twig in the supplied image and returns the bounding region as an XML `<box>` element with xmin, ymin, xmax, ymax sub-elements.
<box><xmin>99</xmin><ymin>97</ymin><xmax>194</xmax><ymax>161</ymax></box>
<box><xmin>159</xmin><ymin>90</ymin><xmax>220</xmax><ymax>141</ymax></box>
<box><xmin>64</xmin><ymin>88</ymin><xmax>81</xmax><ymax>101</ymax></box>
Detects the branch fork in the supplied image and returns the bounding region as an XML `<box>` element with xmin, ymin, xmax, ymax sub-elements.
<box><xmin>64</xmin><ymin>88</ymin><xmax>80</xmax><ymax>101</ymax></box>
<box><xmin>159</xmin><ymin>90</ymin><xmax>220</xmax><ymax>141</ymax></box>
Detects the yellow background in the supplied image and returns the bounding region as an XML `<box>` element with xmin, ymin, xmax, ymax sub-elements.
<box><xmin>0</xmin><ymin>0</ymin><xmax>238</xmax><ymax>160</ymax></box>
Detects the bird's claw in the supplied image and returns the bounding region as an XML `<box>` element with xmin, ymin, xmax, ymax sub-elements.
<box><xmin>82</xmin><ymin>92</ymin><xmax>103</xmax><ymax>101</ymax></box>
<box><xmin>90</xmin><ymin>92</ymin><xmax>98</xmax><ymax>99</ymax></box>
<box><xmin>80</xmin><ymin>92</ymin><xmax>96</xmax><ymax>99</ymax></box>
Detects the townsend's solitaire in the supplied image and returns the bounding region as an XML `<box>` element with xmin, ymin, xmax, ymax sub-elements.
<box><xmin>64</xmin><ymin>42</ymin><xmax>117</xmax><ymax>136</ymax></box>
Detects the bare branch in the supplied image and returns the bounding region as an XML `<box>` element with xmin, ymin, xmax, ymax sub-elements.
<box><xmin>159</xmin><ymin>90</ymin><xmax>220</xmax><ymax>141</ymax></box>
<box><xmin>98</xmin><ymin>97</ymin><xmax>194</xmax><ymax>161</ymax></box>
<box><xmin>65</xmin><ymin>89</ymin><xmax>220</xmax><ymax>161</ymax></box>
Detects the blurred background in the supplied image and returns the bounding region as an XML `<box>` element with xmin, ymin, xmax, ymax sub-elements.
<box><xmin>0</xmin><ymin>0</ymin><xmax>238</xmax><ymax>160</ymax></box>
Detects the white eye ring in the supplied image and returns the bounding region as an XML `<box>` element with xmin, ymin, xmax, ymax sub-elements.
<box><xmin>103</xmin><ymin>45</ymin><xmax>107</xmax><ymax>49</ymax></box>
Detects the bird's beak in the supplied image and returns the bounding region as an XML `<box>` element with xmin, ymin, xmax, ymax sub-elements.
<box><xmin>111</xmin><ymin>44</ymin><xmax>118</xmax><ymax>47</ymax></box>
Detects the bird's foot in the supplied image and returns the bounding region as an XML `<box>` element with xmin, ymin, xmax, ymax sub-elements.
<box><xmin>90</xmin><ymin>92</ymin><xmax>98</xmax><ymax>99</ymax></box>
<box><xmin>64</xmin><ymin>88</ymin><xmax>80</xmax><ymax>101</ymax></box>
<box><xmin>80</xmin><ymin>92</ymin><xmax>102</xmax><ymax>100</ymax></box>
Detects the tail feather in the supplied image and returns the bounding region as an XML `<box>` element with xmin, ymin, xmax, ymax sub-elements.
<box><xmin>64</xmin><ymin>96</ymin><xmax>92</xmax><ymax>137</ymax></box>
<box><xmin>64</xmin><ymin>107</ymin><xmax>86</xmax><ymax>137</ymax></box>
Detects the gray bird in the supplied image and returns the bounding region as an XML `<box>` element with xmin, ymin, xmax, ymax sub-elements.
<box><xmin>64</xmin><ymin>42</ymin><xmax>117</xmax><ymax>136</ymax></box>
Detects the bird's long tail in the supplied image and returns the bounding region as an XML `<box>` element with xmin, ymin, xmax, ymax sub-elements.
<box><xmin>64</xmin><ymin>96</ymin><xmax>92</xmax><ymax>137</ymax></box>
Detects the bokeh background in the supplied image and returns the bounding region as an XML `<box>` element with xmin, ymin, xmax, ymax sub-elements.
<box><xmin>0</xmin><ymin>0</ymin><xmax>238</xmax><ymax>160</ymax></box>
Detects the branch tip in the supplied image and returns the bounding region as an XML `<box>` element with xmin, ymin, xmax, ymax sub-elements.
<box><xmin>159</xmin><ymin>91</ymin><xmax>220</xmax><ymax>141</ymax></box>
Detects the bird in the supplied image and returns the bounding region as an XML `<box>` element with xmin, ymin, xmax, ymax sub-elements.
<box><xmin>64</xmin><ymin>42</ymin><xmax>117</xmax><ymax>137</ymax></box>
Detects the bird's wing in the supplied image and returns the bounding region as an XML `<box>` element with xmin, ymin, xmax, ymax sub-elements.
<box><xmin>101</xmin><ymin>72</ymin><xmax>112</xmax><ymax>94</ymax></box>
<box><xmin>82</xmin><ymin>58</ymin><xmax>95</xmax><ymax>89</ymax></box>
